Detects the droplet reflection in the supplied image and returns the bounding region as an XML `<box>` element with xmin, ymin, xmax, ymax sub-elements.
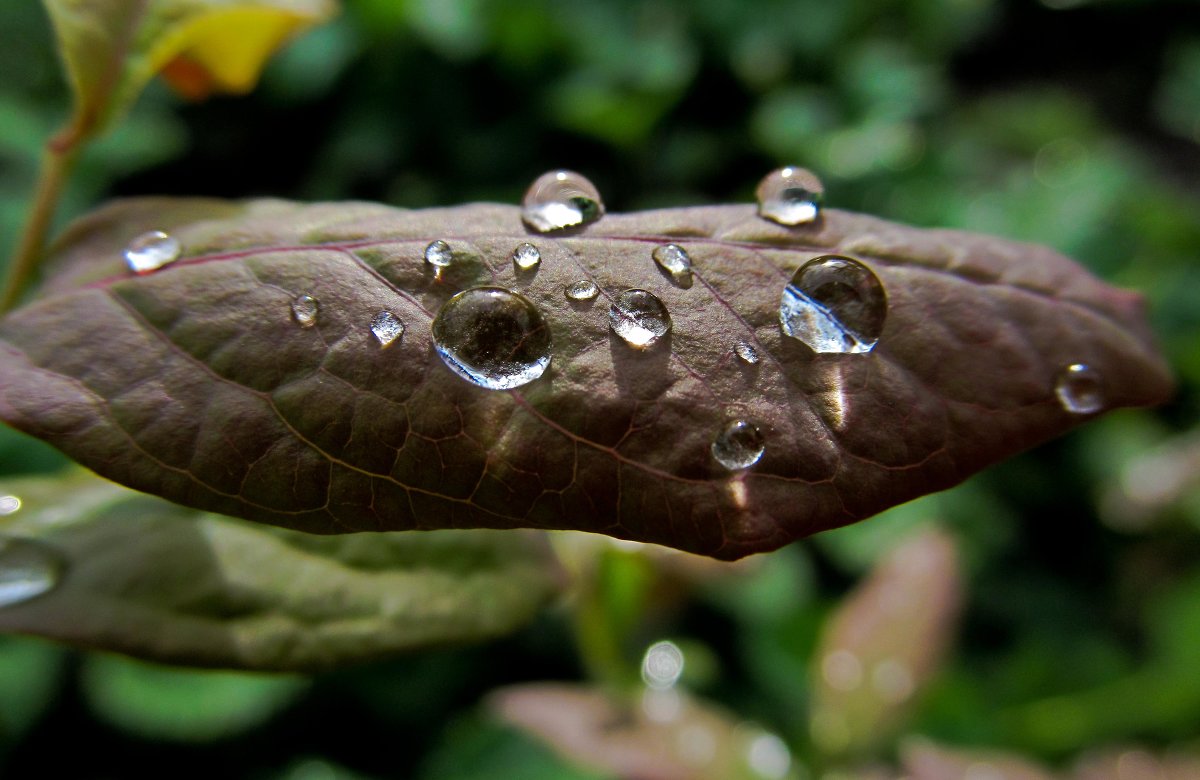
<box><xmin>779</xmin><ymin>255</ymin><xmax>886</xmax><ymax>354</ymax></box>
<box><xmin>431</xmin><ymin>287</ymin><xmax>552</xmax><ymax>390</ymax></box>
<box><xmin>0</xmin><ymin>537</ymin><xmax>63</xmax><ymax>608</ymax></box>
<box><xmin>521</xmin><ymin>170</ymin><xmax>605</xmax><ymax>232</ymax></box>
<box><xmin>124</xmin><ymin>230</ymin><xmax>181</xmax><ymax>274</ymax></box>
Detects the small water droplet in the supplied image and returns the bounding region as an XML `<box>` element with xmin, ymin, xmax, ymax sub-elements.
<box><xmin>712</xmin><ymin>419</ymin><xmax>766</xmax><ymax>470</ymax></box>
<box><xmin>0</xmin><ymin>495</ymin><xmax>21</xmax><ymax>515</ymax></box>
<box><xmin>291</xmin><ymin>294</ymin><xmax>319</xmax><ymax>328</ymax></box>
<box><xmin>652</xmin><ymin>243</ymin><xmax>693</xmax><ymax>286</ymax></box>
<box><xmin>0</xmin><ymin>537</ymin><xmax>63</xmax><ymax>608</ymax></box>
<box><xmin>756</xmin><ymin>166</ymin><xmax>825</xmax><ymax>226</ymax></box>
<box><xmin>609</xmin><ymin>289</ymin><xmax>671</xmax><ymax>348</ymax></box>
<box><xmin>511</xmin><ymin>242</ymin><xmax>542</xmax><ymax>272</ymax></box>
<box><xmin>370</xmin><ymin>310</ymin><xmax>405</xmax><ymax>347</ymax></box>
<box><xmin>424</xmin><ymin>239</ymin><xmax>453</xmax><ymax>269</ymax></box>
<box><xmin>780</xmin><ymin>254</ymin><xmax>886</xmax><ymax>354</ymax></box>
<box><xmin>124</xmin><ymin>230</ymin><xmax>181</xmax><ymax>274</ymax></box>
<box><xmin>521</xmin><ymin>170</ymin><xmax>605</xmax><ymax>232</ymax></box>
<box><xmin>1056</xmin><ymin>363</ymin><xmax>1104</xmax><ymax>414</ymax></box>
<box><xmin>565</xmin><ymin>279</ymin><xmax>599</xmax><ymax>301</ymax></box>
<box><xmin>432</xmin><ymin>287</ymin><xmax>552</xmax><ymax>390</ymax></box>
<box><xmin>735</xmin><ymin>341</ymin><xmax>760</xmax><ymax>364</ymax></box>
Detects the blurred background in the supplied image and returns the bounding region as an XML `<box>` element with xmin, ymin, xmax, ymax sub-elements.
<box><xmin>1</xmin><ymin>0</ymin><xmax>1198</xmax><ymax>777</ymax></box>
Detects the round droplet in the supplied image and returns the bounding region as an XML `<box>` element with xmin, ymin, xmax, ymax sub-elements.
<box><xmin>291</xmin><ymin>294</ymin><xmax>319</xmax><ymax>328</ymax></box>
<box><xmin>1056</xmin><ymin>363</ymin><xmax>1104</xmax><ymax>414</ymax></box>
<box><xmin>652</xmin><ymin>244</ymin><xmax>693</xmax><ymax>286</ymax></box>
<box><xmin>0</xmin><ymin>536</ymin><xmax>63</xmax><ymax>608</ymax></box>
<box><xmin>734</xmin><ymin>341</ymin><xmax>760</xmax><ymax>365</ymax></box>
<box><xmin>370</xmin><ymin>310</ymin><xmax>405</xmax><ymax>347</ymax></box>
<box><xmin>780</xmin><ymin>255</ymin><xmax>886</xmax><ymax>354</ymax></box>
<box><xmin>712</xmin><ymin>419</ymin><xmax>766</xmax><ymax>470</ymax></box>
<box><xmin>424</xmin><ymin>239</ymin><xmax>453</xmax><ymax>269</ymax></box>
<box><xmin>565</xmin><ymin>279</ymin><xmax>600</xmax><ymax>301</ymax></box>
<box><xmin>756</xmin><ymin>166</ymin><xmax>825</xmax><ymax>226</ymax></box>
<box><xmin>521</xmin><ymin>170</ymin><xmax>605</xmax><ymax>232</ymax></box>
<box><xmin>124</xmin><ymin>230</ymin><xmax>181</xmax><ymax>274</ymax></box>
<box><xmin>512</xmin><ymin>242</ymin><xmax>542</xmax><ymax>272</ymax></box>
<box><xmin>432</xmin><ymin>287</ymin><xmax>552</xmax><ymax>390</ymax></box>
<box><xmin>609</xmin><ymin>289</ymin><xmax>671</xmax><ymax>348</ymax></box>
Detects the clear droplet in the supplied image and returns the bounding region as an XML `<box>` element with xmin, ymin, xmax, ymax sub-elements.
<box><xmin>712</xmin><ymin>419</ymin><xmax>766</xmax><ymax>470</ymax></box>
<box><xmin>0</xmin><ymin>537</ymin><xmax>63</xmax><ymax>608</ymax></box>
<box><xmin>1056</xmin><ymin>363</ymin><xmax>1104</xmax><ymax>414</ymax></box>
<box><xmin>424</xmin><ymin>239</ymin><xmax>453</xmax><ymax>268</ymax></box>
<box><xmin>0</xmin><ymin>495</ymin><xmax>21</xmax><ymax>515</ymax></box>
<box><xmin>609</xmin><ymin>289</ymin><xmax>671</xmax><ymax>348</ymax></box>
<box><xmin>735</xmin><ymin>341</ymin><xmax>760</xmax><ymax>364</ymax></box>
<box><xmin>521</xmin><ymin>170</ymin><xmax>605</xmax><ymax>232</ymax></box>
<box><xmin>780</xmin><ymin>254</ymin><xmax>886</xmax><ymax>354</ymax></box>
<box><xmin>124</xmin><ymin>230</ymin><xmax>181</xmax><ymax>274</ymax></box>
<box><xmin>291</xmin><ymin>294</ymin><xmax>319</xmax><ymax>328</ymax></box>
<box><xmin>512</xmin><ymin>242</ymin><xmax>541</xmax><ymax>272</ymax></box>
<box><xmin>370</xmin><ymin>310</ymin><xmax>405</xmax><ymax>347</ymax></box>
<box><xmin>565</xmin><ymin>279</ymin><xmax>600</xmax><ymax>301</ymax></box>
<box><xmin>756</xmin><ymin>166</ymin><xmax>825</xmax><ymax>226</ymax></box>
<box><xmin>641</xmin><ymin>640</ymin><xmax>685</xmax><ymax>690</ymax></box>
<box><xmin>652</xmin><ymin>243</ymin><xmax>693</xmax><ymax>286</ymax></box>
<box><xmin>432</xmin><ymin>287</ymin><xmax>552</xmax><ymax>390</ymax></box>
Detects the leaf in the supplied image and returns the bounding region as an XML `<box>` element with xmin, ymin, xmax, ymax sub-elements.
<box><xmin>0</xmin><ymin>470</ymin><xmax>564</xmax><ymax>671</ymax></box>
<box><xmin>0</xmin><ymin>197</ymin><xmax>1174</xmax><ymax>559</ymax></box>
<box><xmin>40</xmin><ymin>0</ymin><xmax>336</xmax><ymax>140</ymax></box>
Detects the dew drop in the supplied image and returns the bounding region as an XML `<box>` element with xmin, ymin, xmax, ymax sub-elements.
<box><xmin>652</xmin><ymin>243</ymin><xmax>693</xmax><ymax>286</ymax></box>
<box><xmin>780</xmin><ymin>254</ymin><xmax>886</xmax><ymax>354</ymax></box>
<box><xmin>1056</xmin><ymin>363</ymin><xmax>1104</xmax><ymax>414</ymax></box>
<box><xmin>124</xmin><ymin>230</ymin><xmax>181</xmax><ymax>274</ymax></box>
<box><xmin>712</xmin><ymin>419</ymin><xmax>766</xmax><ymax>470</ymax></box>
<box><xmin>735</xmin><ymin>341</ymin><xmax>760</xmax><ymax>365</ymax></box>
<box><xmin>511</xmin><ymin>242</ymin><xmax>542</xmax><ymax>272</ymax></box>
<box><xmin>291</xmin><ymin>294</ymin><xmax>319</xmax><ymax>328</ymax></box>
<box><xmin>565</xmin><ymin>279</ymin><xmax>600</xmax><ymax>301</ymax></box>
<box><xmin>0</xmin><ymin>537</ymin><xmax>63</xmax><ymax>608</ymax></box>
<box><xmin>432</xmin><ymin>287</ymin><xmax>552</xmax><ymax>390</ymax></box>
<box><xmin>756</xmin><ymin>166</ymin><xmax>825</xmax><ymax>226</ymax></box>
<box><xmin>424</xmin><ymin>239</ymin><xmax>453</xmax><ymax>269</ymax></box>
<box><xmin>609</xmin><ymin>289</ymin><xmax>671</xmax><ymax>348</ymax></box>
<box><xmin>370</xmin><ymin>310</ymin><xmax>405</xmax><ymax>347</ymax></box>
<box><xmin>521</xmin><ymin>170</ymin><xmax>605</xmax><ymax>232</ymax></box>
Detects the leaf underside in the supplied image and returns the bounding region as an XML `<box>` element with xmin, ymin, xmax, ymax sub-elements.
<box><xmin>0</xmin><ymin>198</ymin><xmax>1174</xmax><ymax>559</ymax></box>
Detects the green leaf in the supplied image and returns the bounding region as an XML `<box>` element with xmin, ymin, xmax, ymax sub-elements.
<box><xmin>0</xmin><ymin>197</ymin><xmax>1173</xmax><ymax>559</ymax></box>
<box><xmin>0</xmin><ymin>470</ymin><xmax>564</xmax><ymax>671</ymax></box>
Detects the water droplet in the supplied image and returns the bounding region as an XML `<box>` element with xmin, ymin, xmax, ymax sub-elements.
<box><xmin>124</xmin><ymin>230</ymin><xmax>181</xmax><ymax>274</ymax></box>
<box><xmin>432</xmin><ymin>287</ymin><xmax>552</xmax><ymax>390</ymax></box>
<box><xmin>641</xmin><ymin>640</ymin><xmax>685</xmax><ymax>689</ymax></box>
<box><xmin>712</xmin><ymin>420</ymin><xmax>766</xmax><ymax>470</ymax></box>
<box><xmin>609</xmin><ymin>289</ymin><xmax>671</xmax><ymax>348</ymax></box>
<box><xmin>1056</xmin><ymin>363</ymin><xmax>1104</xmax><ymax>414</ymax></box>
<box><xmin>521</xmin><ymin>170</ymin><xmax>605</xmax><ymax>232</ymax></box>
<box><xmin>735</xmin><ymin>341</ymin><xmax>760</xmax><ymax>364</ymax></box>
<box><xmin>510</xmin><ymin>242</ymin><xmax>542</xmax><ymax>272</ymax></box>
<box><xmin>0</xmin><ymin>537</ymin><xmax>63</xmax><ymax>608</ymax></box>
<box><xmin>0</xmin><ymin>495</ymin><xmax>21</xmax><ymax>515</ymax></box>
<box><xmin>369</xmin><ymin>310</ymin><xmax>405</xmax><ymax>347</ymax></box>
<box><xmin>652</xmin><ymin>243</ymin><xmax>693</xmax><ymax>286</ymax></box>
<box><xmin>424</xmin><ymin>239</ymin><xmax>453</xmax><ymax>269</ymax></box>
<box><xmin>780</xmin><ymin>254</ymin><xmax>886</xmax><ymax>354</ymax></box>
<box><xmin>565</xmin><ymin>279</ymin><xmax>599</xmax><ymax>301</ymax></box>
<box><xmin>756</xmin><ymin>166</ymin><xmax>825</xmax><ymax>226</ymax></box>
<box><xmin>291</xmin><ymin>294</ymin><xmax>319</xmax><ymax>328</ymax></box>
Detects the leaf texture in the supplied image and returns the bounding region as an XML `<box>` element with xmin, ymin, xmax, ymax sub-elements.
<box><xmin>0</xmin><ymin>198</ymin><xmax>1174</xmax><ymax>559</ymax></box>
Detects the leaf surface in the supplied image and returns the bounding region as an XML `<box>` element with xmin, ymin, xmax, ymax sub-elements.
<box><xmin>0</xmin><ymin>470</ymin><xmax>563</xmax><ymax>671</ymax></box>
<box><xmin>0</xmin><ymin>198</ymin><xmax>1174</xmax><ymax>558</ymax></box>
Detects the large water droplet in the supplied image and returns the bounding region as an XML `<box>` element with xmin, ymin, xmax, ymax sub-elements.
<box><xmin>424</xmin><ymin>239</ymin><xmax>453</xmax><ymax>269</ymax></box>
<box><xmin>124</xmin><ymin>230</ymin><xmax>181</xmax><ymax>274</ymax></box>
<box><xmin>735</xmin><ymin>341</ymin><xmax>760</xmax><ymax>365</ymax></box>
<box><xmin>370</xmin><ymin>310</ymin><xmax>405</xmax><ymax>347</ymax></box>
<box><xmin>652</xmin><ymin>244</ymin><xmax>693</xmax><ymax>287</ymax></box>
<box><xmin>521</xmin><ymin>170</ymin><xmax>605</xmax><ymax>232</ymax></box>
<box><xmin>1056</xmin><ymin>363</ymin><xmax>1104</xmax><ymax>414</ymax></box>
<box><xmin>291</xmin><ymin>294</ymin><xmax>319</xmax><ymax>328</ymax></box>
<box><xmin>565</xmin><ymin>279</ymin><xmax>599</xmax><ymax>301</ymax></box>
<box><xmin>609</xmin><ymin>289</ymin><xmax>671</xmax><ymax>348</ymax></box>
<box><xmin>511</xmin><ymin>242</ymin><xmax>542</xmax><ymax>272</ymax></box>
<box><xmin>0</xmin><ymin>537</ymin><xmax>63</xmax><ymax>608</ymax></box>
<box><xmin>756</xmin><ymin>166</ymin><xmax>825</xmax><ymax>226</ymax></box>
<box><xmin>712</xmin><ymin>419</ymin><xmax>766</xmax><ymax>470</ymax></box>
<box><xmin>780</xmin><ymin>255</ymin><xmax>886</xmax><ymax>354</ymax></box>
<box><xmin>432</xmin><ymin>287</ymin><xmax>552</xmax><ymax>390</ymax></box>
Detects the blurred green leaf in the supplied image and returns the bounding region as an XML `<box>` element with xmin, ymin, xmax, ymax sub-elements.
<box><xmin>0</xmin><ymin>636</ymin><xmax>65</xmax><ymax>741</ymax></box>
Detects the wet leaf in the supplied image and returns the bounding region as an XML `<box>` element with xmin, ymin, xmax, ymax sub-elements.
<box><xmin>0</xmin><ymin>470</ymin><xmax>564</xmax><ymax>671</ymax></box>
<box><xmin>0</xmin><ymin>198</ymin><xmax>1173</xmax><ymax>559</ymax></box>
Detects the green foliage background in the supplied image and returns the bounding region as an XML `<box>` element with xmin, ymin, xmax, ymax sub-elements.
<box><xmin>1</xmin><ymin>0</ymin><xmax>1198</xmax><ymax>777</ymax></box>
